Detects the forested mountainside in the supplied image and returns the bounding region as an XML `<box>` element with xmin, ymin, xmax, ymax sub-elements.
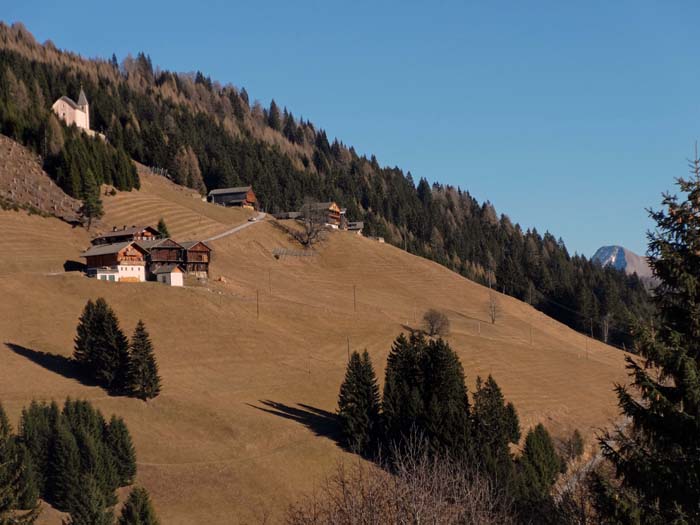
<box><xmin>0</xmin><ymin>22</ymin><xmax>651</xmax><ymax>347</ymax></box>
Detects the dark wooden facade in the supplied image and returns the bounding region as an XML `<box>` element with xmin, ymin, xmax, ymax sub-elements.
<box><xmin>207</xmin><ymin>186</ymin><xmax>257</xmax><ymax>208</ymax></box>
<box><xmin>181</xmin><ymin>241</ymin><xmax>212</xmax><ymax>278</ymax></box>
<box><xmin>137</xmin><ymin>238</ymin><xmax>185</xmax><ymax>277</ymax></box>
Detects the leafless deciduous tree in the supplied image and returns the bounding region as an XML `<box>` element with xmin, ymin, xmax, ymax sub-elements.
<box><xmin>286</xmin><ymin>439</ymin><xmax>515</xmax><ymax>525</ymax></box>
<box><xmin>488</xmin><ymin>291</ymin><xmax>500</xmax><ymax>324</ymax></box>
<box><xmin>422</xmin><ymin>308</ymin><xmax>450</xmax><ymax>337</ymax></box>
<box><xmin>294</xmin><ymin>197</ymin><xmax>327</xmax><ymax>248</ymax></box>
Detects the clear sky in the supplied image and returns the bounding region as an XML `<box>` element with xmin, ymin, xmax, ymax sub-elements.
<box><xmin>5</xmin><ymin>1</ymin><xmax>700</xmax><ymax>256</ymax></box>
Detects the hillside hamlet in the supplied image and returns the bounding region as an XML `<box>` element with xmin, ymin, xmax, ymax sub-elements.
<box><xmin>80</xmin><ymin>187</ymin><xmax>363</xmax><ymax>286</ymax></box>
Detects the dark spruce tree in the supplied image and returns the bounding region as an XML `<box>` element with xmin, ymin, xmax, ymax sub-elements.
<box><xmin>127</xmin><ymin>321</ymin><xmax>161</xmax><ymax>401</ymax></box>
<box><xmin>79</xmin><ymin>168</ymin><xmax>104</xmax><ymax>230</ymax></box>
<box><xmin>267</xmin><ymin>99</ymin><xmax>282</xmax><ymax>131</ymax></box>
<box><xmin>74</xmin><ymin>299</ymin><xmax>97</xmax><ymax>369</ymax></box>
<box><xmin>105</xmin><ymin>416</ymin><xmax>137</xmax><ymax>487</ymax></box>
<box><xmin>337</xmin><ymin>350</ymin><xmax>381</xmax><ymax>455</ymax></box>
<box><xmin>63</xmin><ymin>474</ymin><xmax>115</xmax><ymax>525</ymax></box>
<box><xmin>597</xmin><ymin>164</ymin><xmax>700</xmax><ymax>523</ymax></box>
<box><xmin>46</xmin><ymin>417</ymin><xmax>81</xmax><ymax>511</ymax></box>
<box><xmin>62</xmin><ymin>399</ymin><xmax>119</xmax><ymax>506</ymax></box>
<box><xmin>382</xmin><ymin>333</ymin><xmax>426</xmax><ymax>446</ymax></box>
<box><xmin>471</xmin><ymin>375</ymin><xmax>520</xmax><ymax>484</ymax></box>
<box><xmin>0</xmin><ymin>404</ymin><xmax>40</xmax><ymax>524</ymax></box>
<box><xmin>74</xmin><ymin>298</ymin><xmax>130</xmax><ymax>393</ymax></box>
<box><xmin>156</xmin><ymin>218</ymin><xmax>169</xmax><ymax>239</ymax></box>
<box><xmin>118</xmin><ymin>487</ymin><xmax>160</xmax><ymax>525</ymax></box>
<box><xmin>18</xmin><ymin>400</ymin><xmax>60</xmax><ymax>497</ymax></box>
<box><xmin>516</xmin><ymin>423</ymin><xmax>563</xmax><ymax>524</ymax></box>
<box><xmin>382</xmin><ymin>333</ymin><xmax>470</xmax><ymax>457</ymax></box>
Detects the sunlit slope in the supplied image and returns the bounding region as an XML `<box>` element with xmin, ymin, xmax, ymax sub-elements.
<box><xmin>0</xmin><ymin>207</ymin><xmax>628</xmax><ymax>524</ymax></box>
<box><xmin>101</xmin><ymin>168</ymin><xmax>252</xmax><ymax>240</ymax></box>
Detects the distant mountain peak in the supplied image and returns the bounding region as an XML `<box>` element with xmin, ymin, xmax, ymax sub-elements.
<box><xmin>592</xmin><ymin>245</ymin><xmax>653</xmax><ymax>279</ymax></box>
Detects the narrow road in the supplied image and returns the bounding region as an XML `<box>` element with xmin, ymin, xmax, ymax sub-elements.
<box><xmin>204</xmin><ymin>212</ymin><xmax>266</xmax><ymax>242</ymax></box>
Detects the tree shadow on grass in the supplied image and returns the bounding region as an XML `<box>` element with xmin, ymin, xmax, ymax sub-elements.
<box><xmin>4</xmin><ymin>342</ymin><xmax>99</xmax><ymax>388</ymax></box>
<box><xmin>248</xmin><ymin>399</ymin><xmax>343</xmax><ymax>447</ymax></box>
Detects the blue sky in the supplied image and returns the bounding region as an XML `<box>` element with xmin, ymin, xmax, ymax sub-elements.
<box><xmin>5</xmin><ymin>1</ymin><xmax>700</xmax><ymax>256</ymax></box>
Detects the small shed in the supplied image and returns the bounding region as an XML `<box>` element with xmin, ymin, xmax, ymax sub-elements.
<box><xmin>347</xmin><ymin>221</ymin><xmax>364</xmax><ymax>235</ymax></box>
<box><xmin>154</xmin><ymin>264</ymin><xmax>184</xmax><ymax>287</ymax></box>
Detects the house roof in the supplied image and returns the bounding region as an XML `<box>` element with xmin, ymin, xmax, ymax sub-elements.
<box><xmin>56</xmin><ymin>96</ymin><xmax>82</xmax><ymax>110</ymax></box>
<box><xmin>81</xmin><ymin>241</ymin><xmax>139</xmax><ymax>257</ymax></box>
<box><xmin>92</xmin><ymin>225</ymin><xmax>159</xmax><ymax>243</ymax></box>
<box><xmin>135</xmin><ymin>238</ymin><xmax>183</xmax><ymax>251</ymax></box>
<box><xmin>154</xmin><ymin>263</ymin><xmax>183</xmax><ymax>274</ymax></box>
<box><xmin>180</xmin><ymin>240</ymin><xmax>212</xmax><ymax>251</ymax></box>
<box><xmin>304</xmin><ymin>201</ymin><xmax>338</xmax><ymax>211</ymax></box>
<box><xmin>208</xmin><ymin>186</ymin><xmax>252</xmax><ymax>197</ymax></box>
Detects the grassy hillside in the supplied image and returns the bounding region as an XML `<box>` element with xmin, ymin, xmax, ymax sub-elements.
<box><xmin>0</xmin><ymin>179</ymin><xmax>629</xmax><ymax>524</ymax></box>
<box><xmin>101</xmin><ymin>165</ymin><xmax>253</xmax><ymax>241</ymax></box>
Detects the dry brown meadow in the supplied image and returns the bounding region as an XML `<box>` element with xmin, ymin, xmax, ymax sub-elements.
<box><xmin>0</xmin><ymin>172</ymin><xmax>628</xmax><ymax>524</ymax></box>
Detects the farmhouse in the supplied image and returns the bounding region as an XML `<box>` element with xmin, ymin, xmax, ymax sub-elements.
<box><xmin>91</xmin><ymin>225</ymin><xmax>160</xmax><ymax>246</ymax></box>
<box><xmin>153</xmin><ymin>264</ymin><xmax>184</xmax><ymax>287</ymax></box>
<box><xmin>51</xmin><ymin>87</ymin><xmax>98</xmax><ymax>138</ymax></box>
<box><xmin>207</xmin><ymin>186</ymin><xmax>257</xmax><ymax>209</ymax></box>
<box><xmin>306</xmin><ymin>201</ymin><xmax>341</xmax><ymax>226</ymax></box>
<box><xmin>180</xmin><ymin>241</ymin><xmax>212</xmax><ymax>278</ymax></box>
<box><xmin>82</xmin><ymin>224</ymin><xmax>212</xmax><ymax>284</ymax></box>
<box><xmin>81</xmin><ymin>242</ymin><xmax>147</xmax><ymax>282</ymax></box>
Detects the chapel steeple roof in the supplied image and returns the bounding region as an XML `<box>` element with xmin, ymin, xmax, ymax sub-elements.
<box><xmin>77</xmin><ymin>86</ymin><xmax>88</xmax><ymax>107</ymax></box>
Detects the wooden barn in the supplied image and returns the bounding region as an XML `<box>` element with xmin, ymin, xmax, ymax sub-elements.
<box><xmin>180</xmin><ymin>241</ymin><xmax>212</xmax><ymax>278</ymax></box>
<box><xmin>136</xmin><ymin>238</ymin><xmax>185</xmax><ymax>277</ymax></box>
<box><xmin>207</xmin><ymin>186</ymin><xmax>257</xmax><ymax>209</ymax></box>
<box><xmin>91</xmin><ymin>225</ymin><xmax>160</xmax><ymax>246</ymax></box>
<box><xmin>81</xmin><ymin>242</ymin><xmax>148</xmax><ymax>282</ymax></box>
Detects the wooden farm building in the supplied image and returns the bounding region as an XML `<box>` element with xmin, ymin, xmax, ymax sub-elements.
<box><xmin>81</xmin><ymin>242</ymin><xmax>148</xmax><ymax>282</ymax></box>
<box><xmin>308</xmin><ymin>202</ymin><xmax>342</xmax><ymax>226</ymax></box>
<box><xmin>207</xmin><ymin>186</ymin><xmax>257</xmax><ymax>209</ymax></box>
<box><xmin>91</xmin><ymin>225</ymin><xmax>159</xmax><ymax>246</ymax></box>
<box><xmin>180</xmin><ymin>241</ymin><xmax>212</xmax><ymax>279</ymax></box>
<box><xmin>136</xmin><ymin>238</ymin><xmax>185</xmax><ymax>277</ymax></box>
<box><xmin>82</xmin><ymin>224</ymin><xmax>212</xmax><ymax>284</ymax></box>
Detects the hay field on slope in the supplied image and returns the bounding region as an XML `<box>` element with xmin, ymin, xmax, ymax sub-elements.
<box><xmin>101</xmin><ymin>168</ymin><xmax>253</xmax><ymax>240</ymax></box>
<box><xmin>0</xmin><ymin>183</ymin><xmax>629</xmax><ymax>523</ymax></box>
